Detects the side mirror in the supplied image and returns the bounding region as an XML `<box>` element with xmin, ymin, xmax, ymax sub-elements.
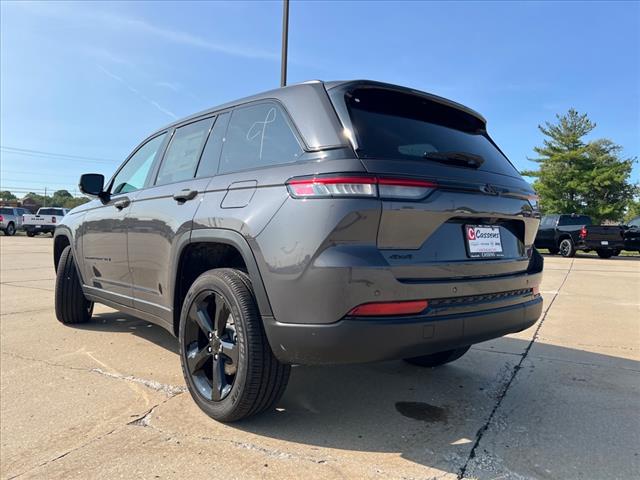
<box><xmin>79</xmin><ymin>173</ymin><xmax>105</xmax><ymax>197</ymax></box>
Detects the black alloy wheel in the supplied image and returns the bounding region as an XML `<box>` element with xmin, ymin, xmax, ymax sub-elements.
<box><xmin>179</xmin><ymin>268</ymin><xmax>290</xmax><ymax>422</ymax></box>
<box><xmin>559</xmin><ymin>238</ymin><xmax>575</xmax><ymax>257</ymax></box>
<box><xmin>183</xmin><ymin>290</ymin><xmax>239</xmax><ymax>402</ymax></box>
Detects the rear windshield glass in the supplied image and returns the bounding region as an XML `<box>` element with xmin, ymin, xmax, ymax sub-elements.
<box><xmin>0</xmin><ymin>208</ymin><xmax>13</xmax><ymax>215</ymax></box>
<box><xmin>558</xmin><ymin>215</ymin><xmax>591</xmax><ymax>226</ymax></box>
<box><xmin>344</xmin><ymin>88</ymin><xmax>519</xmax><ymax>177</ymax></box>
<box><xmin>39</xmin><ymin>208</ymin><xmax>64</xmax><ymax>216</ymax></box>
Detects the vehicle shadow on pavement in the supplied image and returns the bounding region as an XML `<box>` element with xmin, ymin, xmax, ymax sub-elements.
<box><xmin>72</xmin><ymin>311</ymin><xmax>639</xmax><ymax>477</ymax></box>
<box><xmin>236</xmin><ymin>342</ymin><xmax>640</xmax><ymax>476</ymax></box>
<box><xmin>76</xmin><ymin>311</ymin><xmax>179</xmax><ymax>355</ymax></box>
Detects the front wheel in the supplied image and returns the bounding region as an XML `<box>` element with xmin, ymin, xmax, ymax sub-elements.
<box><xmin>558</xmin><ymin>238</ymin><xmax>576</xmax><ymax>257</ymax></box>
<box><xmin>548</xmin><ymin>247</ymin><xmax>559</xmax><ymax>255</ymax></box>
<box><xmin>404</xmin><ymin>346</ymin><xmax>470</xmax><ymax>367</ymax></box>
<box><xmin>179</xmin><ymin>268</ymin><xmax>290</xmax><ymax>422</ymax></box>
<box><xmin>26</xmin><ymin>231</ymin><xmax>35</xmax><ymax>237</ymax></box>
<box><xmin>55</xmin><ymin>246</ymin><xmax>94</xmax><ymax>324</ymax></box>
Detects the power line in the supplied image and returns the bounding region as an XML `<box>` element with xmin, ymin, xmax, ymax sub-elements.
<box><xmin>0</xmin><ymin>146</ymin><xmax>119</xmax><ymax>164</ymax></box>
<box><xmin>1</xmin><ymin>178</ymin><xmax>79</xmax><ymax>186</ymax></box>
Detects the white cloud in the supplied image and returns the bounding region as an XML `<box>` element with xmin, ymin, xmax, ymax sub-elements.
<box><xmin>15</xmin><ymin>2</ymin><xmax>278</xmax><ymax>61</ymax></box>
<box><xmin>97</xmin><ymin>65</ymin><xmax>178</xmax><ymax>119</ymax></box>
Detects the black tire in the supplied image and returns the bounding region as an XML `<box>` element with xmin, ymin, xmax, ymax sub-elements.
<box><xmin>55</xmin><ymin>246</ymin><xmax>94</xmax><ymax>324</ymax></box>
<box><xmin>404</xmin><ymin>346</ymin><xmax>471</xmax><ymax>368</ymax></box>
<box><xmin>179</xmin><ymin>268</ymin><xmax>290</xmax><ymax>422</ymax></box>
<box><xmin>26</xmin><ymin>231</ymin><xmax>35</xmax><ymax>237</ymax></box>
<box><xmin>558</xmin><ymin>238</ymin><xmax>576</xmax><ymax>257</ymax></box>
<box><xmin>596</xmin><ymin>249</ymin><xmax>614</xmax><ymax>259</ymax></box>
<box><xmin>548</xmin><ymin>247</ymin><xmax>559</xmax><ymax>255</ymax></box>
<box><xmin>5</xmin><ymin>223</ymin><xmax>16</xmax><ymax>236</ymax></box>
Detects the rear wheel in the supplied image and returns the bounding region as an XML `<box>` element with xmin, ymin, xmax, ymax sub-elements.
<box><xmin>596</xmin><ymin>249</ymin><xmax>614</xmax><ymax>259</ymax></box>
<box><xmin>404</xmin><ymin>346</ymin><xmax>470</xmax><ymax>367</ymax></box>
<box><xmin>5</xmin><ymin>223</ymin><xmax>16</xmax><ymax>236</ymax></box>
<box><xmin>26</xmin><ymin>231</ymin><xmax>35</xmax><ymax>237</ymax></box>
<box><xmin>55</xmin><ymin>246</ymin><xmax>94</xmax><ymax>324</ymax></box>
<box><xmin>558</xmin><ymin>238</ymin><xmax>576</xmax><ymax>257</ymax></box>
<box><xmin>179</xmin><ymin>268</ymin><xmax>290</xmax><ymax>422</ymax></box>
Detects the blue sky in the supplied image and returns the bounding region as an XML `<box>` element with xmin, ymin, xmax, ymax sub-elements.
<box><xmin>1</xmin><ymin>0</ymin><xmax>638</xmax><ymax>197</ymax></box>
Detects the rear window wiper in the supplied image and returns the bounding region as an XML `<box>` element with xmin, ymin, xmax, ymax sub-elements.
<box><xmin>422</xmin><ymin>151</ymin><xmax>485</xmax><ymax>169</ymax></box>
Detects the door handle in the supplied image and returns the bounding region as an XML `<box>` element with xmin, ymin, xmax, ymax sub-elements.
<box><xmin>173</xmin><ymin>189</ymin><xmax>198</xmax><ymax>203</ymax></box>
<box><xmin>114</xmin><ymin>199</ymin><xmax>130</xmax><ymax>210</ymax></box>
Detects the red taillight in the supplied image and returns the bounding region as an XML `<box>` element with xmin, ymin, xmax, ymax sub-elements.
<box><xmin>0</xmin><ymin>215</ymin><xmax>3</xmax><ymax>222</ymax></box>
<box><xmin>52</xmin><ymin>216</ymin><xmax>56</xmax><ymax>224</ymax></box>
<box><xmin>286</xmin><ymin>175</ymin><xmax>437</xmax><ymax>200</ymax></box>
<box><xmin>348</xmin><ymin>300</ymin><xmax>428</xmax><ymax>317</ymax></box>
<box><xmin>579</xmin><ymin>226</ymin><xmax>587</xmax><ymax>239</ymax></box>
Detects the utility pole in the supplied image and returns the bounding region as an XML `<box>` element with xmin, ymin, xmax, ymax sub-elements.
<box><xmin>280</xmin><ymin>0</ymin><xmax>289</xmax><ymax>87</ymax></box>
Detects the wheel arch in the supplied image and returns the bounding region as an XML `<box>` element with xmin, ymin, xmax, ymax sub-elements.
<box><xmin>172</xmin><ymin>229</ymin><xmax>273</xmax><ymax>336</ymax></box>
<box><xmin>53</xmin><ymin>230</ymin><xmax>73</xmax><ymax>272</ymax></box>
<box><xmin>557</xmin><ymin>234</ymin><xmax>573</xmax><ymax>245</ymax></box>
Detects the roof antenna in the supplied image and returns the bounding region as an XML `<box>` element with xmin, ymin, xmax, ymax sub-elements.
<box><xmin>280</xmin><ymin>0</ymin><xmax>289</xmax><ymax>87</ymax></box>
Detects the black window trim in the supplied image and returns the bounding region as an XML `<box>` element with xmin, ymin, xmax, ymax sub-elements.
<box><xmin>194</xmin><ymin>112</ymin><xmax>230</xmax><ymax>180</ymax></box>
<box><xmin>106</xmin><ymin>97</ymin><xmax>310</xmax><ymax>194</ymax></box>
<box><xmin>151</xmin><ymin>114</ymin><xmax>217</xmax><ymax>188</ymax></box>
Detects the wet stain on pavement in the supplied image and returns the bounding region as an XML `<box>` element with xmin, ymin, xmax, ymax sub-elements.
<box><xmin>395</xmin><ymin>401</ymin><xmax>448</xmax><ymax>423</ymax></box>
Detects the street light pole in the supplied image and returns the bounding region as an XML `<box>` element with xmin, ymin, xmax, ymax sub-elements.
<box><xmin>280</xmin><ymin>0</ymin><xmax>289</xmax><ymax>87</ymax></box>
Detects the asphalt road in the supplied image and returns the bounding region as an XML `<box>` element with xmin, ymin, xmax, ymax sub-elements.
<box><xmin>1</xmin><ymin>235</ymin><xmax>638</xmax><ymax>479</ymax></box>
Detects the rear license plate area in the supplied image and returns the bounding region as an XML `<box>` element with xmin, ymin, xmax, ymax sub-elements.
<box><xmin>464</xmin><ymin>225</ymin><xmax>504</xmax><ymax>258</ymax></box>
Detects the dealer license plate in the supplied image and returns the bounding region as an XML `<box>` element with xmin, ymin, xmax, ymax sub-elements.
<box><xmin>465</xmin><ymin>225</ymin><xmax>504</xmax><ymax>258</ymax></box>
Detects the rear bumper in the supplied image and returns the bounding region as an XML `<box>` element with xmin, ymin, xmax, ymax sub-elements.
<box><xmin>577</xmin><ymin>239</ymin><xmax>624</xmax><ymax>251</ymax></box>
<box><xmin>264</xmin><ymin>296</ymin><xmax>542</xmax><ymax>365</ymax></box>
<box><xmin>24</xmin><ymin>225</ymin><xmax>55</xmax><ymax>233</ymax></box>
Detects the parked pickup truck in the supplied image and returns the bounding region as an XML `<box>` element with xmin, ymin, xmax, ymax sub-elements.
<box><xmin>0</xmin><ymin>207</ymin><xmax>31</xmax><ymax>236</ymax></box>
<box><xmin>535</xmin><ymin>214</ymin><xmax>624</xmax><ymax>258</ymax></box>
<box><xmin>23</xmin><ymin>207</ymin><xmax>69</xmax><ymax>237</ymax></box>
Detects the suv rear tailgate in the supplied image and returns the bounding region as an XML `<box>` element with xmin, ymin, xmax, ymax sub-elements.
<box><xmin>328</xmin><ymin>82</ymin><xmax>539</xmax><ymax>280</ymax></box>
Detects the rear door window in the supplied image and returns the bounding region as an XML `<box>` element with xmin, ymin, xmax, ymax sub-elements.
<box><xmin>219</xmin><ymin>102</ymin><xmax>303</xmax><ymax>174</ymax></box>
<box><xmin>0</xmin><ymin>208</ymin><xmax>13</xmax><ymax>215</ymax></box>
<box><xmin>342</xmin><ymin>88</ymin><xmax>520</xmax><ymax>177</ymax></box>
<box><xmin>155</xmin><ymin>117</ymin><xmax>214</xmax><ymax>185</ymax></box>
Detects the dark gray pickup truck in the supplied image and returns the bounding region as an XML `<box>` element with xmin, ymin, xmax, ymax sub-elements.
<box><xmin>534</xmin><ymin>214</ymin><xmax>625</xmax><ymax>258</ymax></box>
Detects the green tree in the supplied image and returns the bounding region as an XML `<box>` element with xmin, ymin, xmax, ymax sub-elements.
<box><xmin>51</xmin><ymin>189</ymin><xmax>73</xmax><ymax>206</ymax></box>
<box><xmin>625</xmin><ymin>198</ymin><xmax>640</xmax><ymax>223</ymax></box>
<box><xmin>523</xmin><ymin>109</ymin><xmax>636</xmax><ymax>223</ymax></box>
<box><xmin>0</xmin><ymin>190</ymin><xmax>17</xmax><ymax>201</ymax></box>
<box><xmin>62</xmin><ymin>196</ymin><xmax>90</xmax><ymax>209</ymax></box>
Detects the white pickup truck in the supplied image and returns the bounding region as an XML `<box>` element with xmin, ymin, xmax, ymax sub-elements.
<box><xmin>23</xmin><ymin>207</ymin><xmax>69</xmax><ymax>237</ymax></box>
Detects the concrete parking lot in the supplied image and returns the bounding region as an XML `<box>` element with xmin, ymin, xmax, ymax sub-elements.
<box><xmin>1</xmin><ymin>235</ymin><xmax>638</xmax><ymax>480</ymax></box>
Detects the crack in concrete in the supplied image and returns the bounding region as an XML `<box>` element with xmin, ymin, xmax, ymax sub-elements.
<box><xmin>457</xmin><ymin>258</ymin><xmax>575</xmax><ymax>479</ymax></box>
<box><xmin>2</xmin><ymin>351</ymin><xmax>186</xmax><ymax>396</ymax></box>
<box><xmin>0</xmin><ymin>306</ymin><xmax>55</xmax><ymax>316</ymax></box>
<box><xmin>1</xmin><ymin>282</ymin><xmax>54</xmax><ymax>292</ymax></box>
<box><xmin>6</xmin><ymin>427</ymin><xmax>119</xmax><ymax>479</ymax></box>
<box><xmin>91</xmin><ymin>368</ymin><xmax>187</xmax><ymax>396</ymax></box>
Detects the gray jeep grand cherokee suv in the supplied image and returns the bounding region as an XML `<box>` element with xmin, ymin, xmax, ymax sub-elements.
<box><xmin>54</xmin><ymin>80</ymin><xmax>543</xmax><ymax>422</ymax></box>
